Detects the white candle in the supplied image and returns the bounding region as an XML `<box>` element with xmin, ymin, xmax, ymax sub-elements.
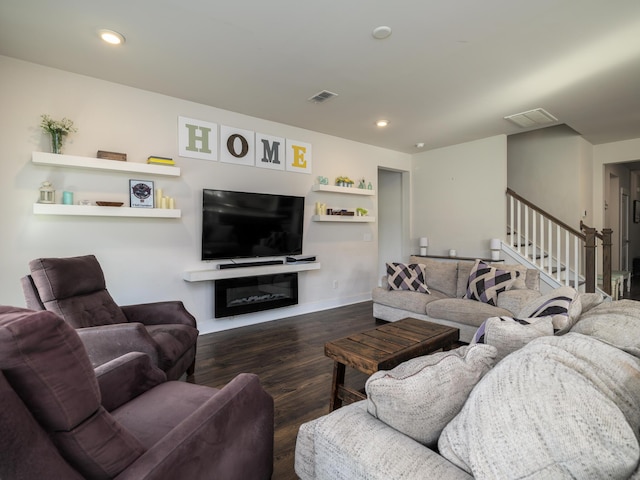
<box><xmin>156</xmin><ymin>189</ymin><xmax>163</xmax><ymax>208</ymax></box>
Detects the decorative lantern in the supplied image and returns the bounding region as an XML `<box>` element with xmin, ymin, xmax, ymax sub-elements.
<box><xmin>38</xmin><ymin>181</ymin><xmax>55</xmax><ymax>204</ymax></box>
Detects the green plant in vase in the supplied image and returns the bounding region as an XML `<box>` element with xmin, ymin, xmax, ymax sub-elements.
<box><xmin>40</xmin><ymin>114</ymin><xmax>77</xmax><ymax>154</ymax></box>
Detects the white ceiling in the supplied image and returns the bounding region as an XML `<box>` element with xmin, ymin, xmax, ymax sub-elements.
<box><xmin>2</xmin><ymin>0</ymin><xmax>640</xmax><ymax>154</ymax></box>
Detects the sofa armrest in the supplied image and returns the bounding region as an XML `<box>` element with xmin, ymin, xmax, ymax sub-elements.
<box><xmin>76</xmin><ymin>323</ymin><xmax>159</xmax><ymax>367</ymax></box>
<box><xmin>95</xmin><ymin>352</ymin><xmax>167</xmax><ymax>412</ymax></box>
<box><xmin>497</xmin><ymin>289</ymin><xmax>542</xmax><ymax>316</ymax></box>
<box><xmin>121</xmin><ymin>301</ymin><xmax>197</xmax><ymax>328</ymax></box>
<box><xmin>114</xmin><ymin>373</ymin><xmax>274</xmax><ymax>480</ymax></box>
<box><xmin>295</xmin><ymin>402</ymin><xmax>472</xmax><ymax>480</ymax></box>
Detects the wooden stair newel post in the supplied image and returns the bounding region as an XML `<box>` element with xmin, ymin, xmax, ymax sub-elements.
<box><xmin>602</xmin><ymin>228</ymin><xmax>613</xmax><ymax>296</ymax></box>
<box><xmin>583</xmin><ymin>224</ymin><xmax>596</xmax><ymax>293</ymax></box>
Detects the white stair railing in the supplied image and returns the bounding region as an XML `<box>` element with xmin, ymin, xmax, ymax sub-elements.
<box><xmin>506</xmin><ymin>189</ymin><xmax>592</xmax><ymax>291</ymax></box>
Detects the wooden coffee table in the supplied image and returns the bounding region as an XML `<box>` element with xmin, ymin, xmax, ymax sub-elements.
<box><xmin>325</xmin><ymin>318</ymin><xmax>459</xmax><ymax>411</ymax></box>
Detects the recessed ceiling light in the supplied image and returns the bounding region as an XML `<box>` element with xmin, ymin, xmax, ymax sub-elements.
<box><xmin>376</xmin><ymin>120</ymin><xmax>389</xmax><ymax>127</ymax></box>
<box><xmin>372</xmin><ymin>26</ymin><xmax>392</xmax><ymax>40</ymax></box>
<box><xmin>98</xmin><ymin>29</ymin><xmax>125</xmax><ymax>45</ymax></box>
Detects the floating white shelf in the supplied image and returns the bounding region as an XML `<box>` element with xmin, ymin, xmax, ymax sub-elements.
<box><xmin>32</xmin><ymin>151</ymin><xmax>181</xmax><ymax>177</ymax></box>
<box><xmin>312</xmin><ymin>184</ymin><xmax>375</xmax><ymax>195</ymax></box>
<box><xmin>33</xmin><ymin>203</ymin><xmax>181</xmax><ymax>218</ymax></box>
<box><xmin>311</xmin><ymin>215</ymin><xmax>375</xmax><ymax>223</ymax></box>
<box><xmin>183</xmin><ymin>262</ymin><xmax>321</xmax><ymax>281</ymax></box>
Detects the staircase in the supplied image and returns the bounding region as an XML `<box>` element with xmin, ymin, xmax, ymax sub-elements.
<box><xmin>505</xmin><ymin>188</ymin><xmax>613</xmax><ymax>297</ymax></box>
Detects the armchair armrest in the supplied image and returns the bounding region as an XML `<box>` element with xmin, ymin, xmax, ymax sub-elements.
<box><xmin>95</xmin><ymin>352</ymin><xmax>166</xmax><ymax>412</ymax></box>
<box><xmin>76</xmin><ymin>323</ymin><xmax>159</xmax><ymax>367</ymax></box>
<box><xmin>114</xmin><ymin>373</ymin><xmax>274</xmax><ymax>480</ymax></box>
<box><xmin>121</xmin><ymin>301</ymin><xmax>197</xmax><ymax>328</ymax></box>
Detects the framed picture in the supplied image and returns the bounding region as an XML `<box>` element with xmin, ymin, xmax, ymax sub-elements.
<box><xmin>635</xmin><ymin>200</ymin><xmax>640</xmax><ymax>223</ymax></box>
<box><xmin>129</xmin><ymin>179</ymin><xmax>154</xmax><ymax>208</ymax></box>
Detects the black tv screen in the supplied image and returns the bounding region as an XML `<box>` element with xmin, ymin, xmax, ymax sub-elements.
<box><xmin>202</xmin><ymin>189</ymin><xmax>304</xmax><ymax>260</ymax></box>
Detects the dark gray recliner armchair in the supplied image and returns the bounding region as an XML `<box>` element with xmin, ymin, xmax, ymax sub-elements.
<box><xmin>21</xmin><ymin>254</ymin><xmax>198</xmax><ymax>380</ymax></box>
<box><xmin>0</xmin><ymin>305</ymin><xmax>274</xmax><ymax>480</ymax></box>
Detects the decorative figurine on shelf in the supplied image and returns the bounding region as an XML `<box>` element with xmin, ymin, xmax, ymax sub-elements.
<box><xmin>40</xmin><ymin>114</ymin><xmax>77</xmax><ymax>154</ymax></box>
<box><xmin>38</xmin><ymin>181</ymin><xmax>55</xmax><ymax>204</ymax></box>
<box><xmin>356</xmin><ymin>207</ymin><xmax>368</xmax><ymax>216</ymax></box>
<box><xmin>317</xmin><ymin>176</ymin><xmax>329</xmax><ymax>185</ymax></box>
<box><xmin>367</xmin><ymin>182</ymin><xmax>373</xmax><ymax>190</ymax></box>
<box><xmin>358</xmin><ymin>178</ymin><xmax>366</xmax><ymax>189</ymax></box>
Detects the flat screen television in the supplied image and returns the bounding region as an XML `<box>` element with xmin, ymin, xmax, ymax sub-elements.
<box><xmin>202</xmin><ymin>189</ymin><xmax>304</xmax><ymax>260</ymax></box>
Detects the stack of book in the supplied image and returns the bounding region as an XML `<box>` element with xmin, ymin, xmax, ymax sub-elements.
<box><xmin>147</xmin><ymin>156</ymin><xmax>176</xmax><ymax>166</ymax></box>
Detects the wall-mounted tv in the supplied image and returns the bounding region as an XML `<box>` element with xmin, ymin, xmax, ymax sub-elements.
<box><xmin>202</xmin><ymin>189</ymin><xmax>304</xmax><ymax>261</ymax></box>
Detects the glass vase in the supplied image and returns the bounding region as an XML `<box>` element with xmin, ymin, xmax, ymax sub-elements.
<box><xmin>50</xmin><ymin>131</ymin><xmax>63</xmax><ymax>154</ymax></box>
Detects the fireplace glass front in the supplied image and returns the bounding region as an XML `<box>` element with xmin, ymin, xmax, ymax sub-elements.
<box><xmin>214</xmin><ymin>272</ymin><xmax>298</xmax><ymax>318</ymax></box>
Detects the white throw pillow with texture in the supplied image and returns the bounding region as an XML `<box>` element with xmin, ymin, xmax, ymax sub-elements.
<box><xmin>571</xmin><ymin>299</ymin><xmax>640</xmax><ymax>358</ymax></box>
<box><xmin>438</xmin><ymin>334</ymin><xmax>640</xmax><ymax>479</ymax></box>
<box><xmin>365</xmin><ymin>344</ymin><xmax>497</xmax><ymax>447</ymax></box>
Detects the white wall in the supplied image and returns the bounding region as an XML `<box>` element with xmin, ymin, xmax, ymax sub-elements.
<box><xmin>507</xmin><ymin>125</ymin><xmax>593</xmax><ymax>228</ymax></box>
<box><xmin>411</xmin><ymin>135</ymin><xmax>508</xmax><ymax>258</ymax></box>
<box><xmin>0</xmin><ymin>55</ymin><xmax>411</xmax><ymax>333</ymax></box>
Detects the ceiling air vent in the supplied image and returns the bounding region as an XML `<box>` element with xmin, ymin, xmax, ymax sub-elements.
<box><xmin>308</xmin><ymin>90</ymin><xmax>338</xmax><ymax>104</ymax></box>
<box><xmin>504</xmin><ymin>108</ymin><xmax>558</xmax><ymax>128</ymax></box>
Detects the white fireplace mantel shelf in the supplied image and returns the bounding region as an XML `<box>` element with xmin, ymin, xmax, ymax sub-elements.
<box><xmin>183</xmin><ymin>261</ymin><xmax>321</xmax><ymax>282</ymax></box>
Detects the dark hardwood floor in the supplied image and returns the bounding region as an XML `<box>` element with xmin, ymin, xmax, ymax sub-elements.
<box><xmin>186</xmin><ymin>301</ymin><xmax>381</xmax><ymax>480</ymax></box>
<box><xmin>186</xmin><ymin>287</ymin><xmax>640</xmax><ymax>479</ymax></box>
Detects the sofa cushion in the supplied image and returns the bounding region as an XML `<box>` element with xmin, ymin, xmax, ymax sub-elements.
<box><xmin>426</xmin><ymin>298</ymin><xmax>513</xmax><ymax>328</ymax></box>
<box><xmin>409</xmin><ymin>256</ymin><xmax>458</xmax><ymax>297</ymax></box>
<box><xmin>517</xmin><ymin>286</ymin><xmax>582</xmax><ymax>334</ymax></box>
<box><xmin>438</xmin><ymin>334</ymin><xmax>640</xmax><ymax>478</ymax></box>
<box><xmin>366</xmin><ymin>344</ymin><xmax>497</xmax><ymax>448</ymax></box>
<box><xmin>471</xmin><ymin>315</ymin><xmax>554</xmax><ymax>362</ymax></box>
<box><xmin>496</xmin><ymin>288</ymin><xmax>542</xmax><ymax>315</ymax></box>
<box><xmin>386</xmin><ymin>263</ymin><xmax>430</xmax><ymax>293</ymax></box>
<box><xmin>570</xmin><ymin>299</ymin><xmax>640</xmax><ymax>358</ymax></box>
<box><xmin>372</xmin><ymin>287</ymin><xmax>448</xmax><ymax>315</ymax></box>
<box><xmin>463</xmin><ymin>260</ymin><xmax>519</xmax><ymax>306</ymax></box>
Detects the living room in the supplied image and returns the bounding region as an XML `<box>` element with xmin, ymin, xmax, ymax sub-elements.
<box><xmin>2</xmin><ymin>2</ymin><xmax>640</xmax><ymax>478</ymax></box>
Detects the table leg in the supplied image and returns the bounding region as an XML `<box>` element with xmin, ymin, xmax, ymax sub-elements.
<box><xmin>330</xmin><ymin>361</ymin><xmax>346</xmax><ymax>411</ymax></box>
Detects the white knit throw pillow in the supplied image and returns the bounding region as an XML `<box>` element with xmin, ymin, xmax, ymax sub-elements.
<box><xmin>365</xmin><ymin>344</ymin><xmax>497</xmax><ymax>447</ymax></box>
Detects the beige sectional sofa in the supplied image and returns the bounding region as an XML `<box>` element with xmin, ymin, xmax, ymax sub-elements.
<box><xmin>295</xmin><ymin>298</ymin><xmax>640</xmax><ymax>479</ymax></box>
<box><xmin>372</xmin><ymin>256</ymin><xmax>542</xmax><ymax>342</ymax></box>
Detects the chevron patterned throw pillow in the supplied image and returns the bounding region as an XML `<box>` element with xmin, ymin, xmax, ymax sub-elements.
<box><xmin>386</xmin><ymin>262</ymin><xmax>430</xmax><ymax>293</ymax></box>
<box><xmin>464</xmin><ymin>259</ymin><xmax>519</xmax><ymax>306</ymax></box>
